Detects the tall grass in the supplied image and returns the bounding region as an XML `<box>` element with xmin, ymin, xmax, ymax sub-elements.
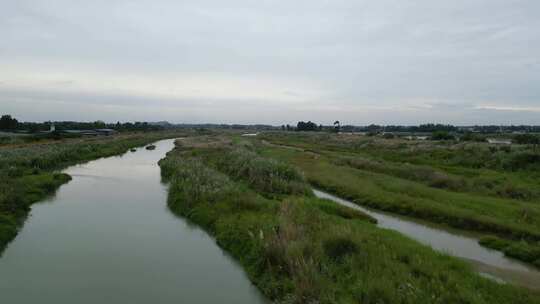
<box><xmin>333</xmin><ymin>155</ymin><xmax>468</xmax><ymax>191</ymax></box>
<box><xmin>257</xmin><ymin>133</ymin><xmax>540</xmax><ymax>267</ymax></box>
<box><xmin>213</xmin><ymin>148</ymin><xmax>312</xmax><ymax>198</ymax></box>
<box><xmin>167</xmin><ymin>138</ymin><xmax>312</xmax><ymax>197</ymax></box>
<box><xmin>261</xmin><ymin>132</ymin><xmax>540</xmax><ymax>173</ymax></box>
<box><xmin>0</xmin><ymin>133</ymin><xmax>176</xmax><ymax>174</ymax></box>
<box><xmin>159</xmin><ymin>136</ymin><xmax>540</xmax><ymax>303</ymax></box>
<box><xmin>260</xmin><ymin>132</ymin><xmax>540</xmax><ymax>201</ymax></box>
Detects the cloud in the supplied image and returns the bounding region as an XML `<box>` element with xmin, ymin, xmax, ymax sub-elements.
<box><xmin>0</xmin><ymin>0</ymin><xmax>539</xmax><ymax>124</ymax></box>
<box><xmin>475</xmin><ymin>105</ymin><xmax>540</xmax><ymax>113</ymax></box>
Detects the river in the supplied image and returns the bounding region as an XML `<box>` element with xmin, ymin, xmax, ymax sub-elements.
<box><xmin>0</xmin><ymin>139</ymin><xmax>267</xmax><ymax>304</ymax></box>
<box><xmin>314</xmin><ymin>189</ymin><xmax>540</xmax><ymax>290</ymax></box>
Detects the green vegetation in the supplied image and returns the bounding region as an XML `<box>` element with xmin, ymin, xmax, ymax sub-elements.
<box><xmin>0</xmin><ymin>131</ymin><xmax>187</xmax><ymax>253</ymax></box>
<box><xmin>0</xmin><ymin>172</ymin><xmax>71</xmax><ymax>251</ymax></box>
<box><xmin>514</xmin><ymin>134</ymin><xmax>540</xmax><ymax>147</ymax></box>
<box><xmin>0</xmin><ymin>115</ymin><xmax>18</xmax><ymax>130</ymax></box>
<box><xmin>0</xmin><ymin>114</ymin><xmax>174</xmax><ymax>146</ymax></box>
<box><xmin>257</xmin><ymin>132</ymin><xmax>540</xmax><ymax>267</ymax></box>
<box><xmin>159</xmin><ymin>135</ymin><xmax>539</xmax><ymax>303</ymax></box>
<box><xmin>480</xmin><ymin>236</ymin><xmax>540</xmax><ymax>268</ymax></box>
<box><xmin>431</xmin><ymin>131</ymin><xmax>455</xmax><ymax>141</ymax></box>
<box><xmin>198</xmin><ymin>145</ymin><xmax>312</xmax><ymax>198</ymax></box>
<box><xmin>1</xmin><ymin>114</ymin><xmax>166</xmax><ymax>134</ymax></box>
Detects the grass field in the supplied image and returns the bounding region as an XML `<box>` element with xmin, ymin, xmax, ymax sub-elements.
<box><xmin>0</xmin><ymin>130</ymin><xmax>189</xmax><ymax>254</ymax></box>
<box><xmin>160</xmin><ymin>135</ymin><xmax>540</xmax><ymax>303</ymax></box>
<box><xmin>256</xmin><ymin>132</ymin><xmax>540</xmax><ymax>268</ymax></box>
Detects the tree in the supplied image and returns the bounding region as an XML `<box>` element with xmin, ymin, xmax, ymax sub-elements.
<box><xmin>297</xmin><ymin>121</ymin><xmax>318</xmax><ymax>131</ymax></box>
<box><xmin>431</xmin><ymin>131</ymin><xmax>455</xmax><ymax>141</ymax></box>
<box><xmin>0</xmin><ymin>115</ymin><xmax>18</xmax><ymax>130</ymax></box>
<box><xmin>93</xmin><ymin>120</ymin><xmax>106</xmax><ymax>128</ymax></box>
<box><xmin>514</xmin><ymin>134</ymin><xmax>540</xmax><ymax>150</ymax></box>
<box><xmin>28</xmin><ymin>124</ymin><xmax>40</xmax><ymax>133</ymax></box>
<box><xmin>333</xmin><ymin>120</ymin><xmax>341</xmax><ymax>133</ymax></box>
<box><xmin>514</xmin><ymin>134</ymin><xmax>540</xmax><ymax>145</ymax></box>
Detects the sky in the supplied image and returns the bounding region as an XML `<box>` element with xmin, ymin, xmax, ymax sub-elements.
<box><xmin>1</xmin><ymin>0</ymin><xmax>539</xmax><ymax>125</ymax></box>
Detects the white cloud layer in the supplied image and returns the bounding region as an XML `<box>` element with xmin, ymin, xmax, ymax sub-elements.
<box><xmin>0</xmin><ymin>0</ymin><xmax>539</xmax><ymax>124</ymax></box>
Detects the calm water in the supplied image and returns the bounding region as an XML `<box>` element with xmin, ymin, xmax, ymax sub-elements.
<box><xmin>314</xmin><ymin>189</ymin><xmax>540</xmax><ymax>290</ymax></box>
<box><xmin>0</xmin><ymin>139</ymin><xmax>267</xmax><ymax>304</ymax></box>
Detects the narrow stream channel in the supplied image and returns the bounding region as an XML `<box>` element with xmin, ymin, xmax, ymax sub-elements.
<box><xmin>0</xmin><ymin>139</ymin><xmax>267</xmax><ymax>304</ymax></box>
<box><xmin>314</xmin><ymin>189</ymin><xmax>540</xmax><ymax>291</ymax></box>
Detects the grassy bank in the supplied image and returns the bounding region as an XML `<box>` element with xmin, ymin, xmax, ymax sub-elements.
<box><xmin>261</xmin><ymin>132</ymin><xmax>540</xmax><ymax>201</ymax></box>
<box><xmin>160</xmin><ymin>136</ymin><xmax>539</xmax><ymax>303</ymax></box>
<box><xmin>0</xmin><ymin>131</ymin><xmax>188</xmax><ymax>253</ymax></box>
<box><xmin>257</xmin><ymin>132</ymin><xmax>540</xmax><ymax>267</ymax></box>
<box><xmin>480</xmin><ymin>236</ymin><xmax>540</xmax><ymax>268</ymax></box>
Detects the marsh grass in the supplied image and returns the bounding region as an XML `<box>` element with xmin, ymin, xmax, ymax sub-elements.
<box><xmin>171</xmin><ymin>138</ymin><xmax>312</xmax><ymax>198</ymax></box>
<box><xmin>261</xmin><ymin>146</ymin><xmax>540</xmax><ymax>237</ymax></box>
<box><xmin>333</xmin><ymin>155</ymin><xmax>468</xmax><ymax>191</ymax></box>
<box><xmin>260</xmin><ymin>132</ymin><xmax>540</xmax><ymax>201</ymax></box>
<box><xmin>256</xmin><ymin>133</ymin><xmax>540</xmax><ymax>268</ymax></box>
<box><xmin>480</xmin><ymin>236</ymin><xmax>540</xmax><ymax>268</ymax></box>
<box><xmin>214</xmin><ymin>148</ymin><xmax>312</xmax><ymax>198</ymax></box>
<box><xmin>159</xmin><ymin>136</ymin><xmax>540</xmax><ymax>303</ymax></box>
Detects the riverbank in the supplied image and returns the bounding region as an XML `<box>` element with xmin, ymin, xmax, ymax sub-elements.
<box><xmin>0</xmin><ymin>131</ymin><xmax>189</xmax><ymax>254</ymax></box>
<box><xmin>257</xmin><ymin>132</ymin><xmax>540</xmax><ymax>268</ymax></box>
<box><xmin>160</xmin><ymin>135</ymin><xmax>539</xmax><ymax>303</ymax></box>
<box><xmin>312</xmin><ymin>189</ymin><xmax>540</xmax><ymax>290</ymax></box>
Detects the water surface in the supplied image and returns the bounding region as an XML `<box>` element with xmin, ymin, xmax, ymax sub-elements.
<box><xmin>0</xmin><ymin>139</ymin><xmax>267</xmax><ymax>304</ymax></box>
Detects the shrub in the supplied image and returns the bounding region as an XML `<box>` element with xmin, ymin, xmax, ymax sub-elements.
<box><xmin>479</xmin><ymin>236</ymin><xmax>508</xmax><ymax>251</ymax></box>
<box><xmin>432</xmin><ymin>131</ymin><xmax>455</xmax><ymax>141</ymax></box>
<box><xmin>505</xmin><ymin>243</ymin><xmax>540</xmax><ymax>263</ymax></box>
<box><xmin>503</xmin><ymin>152</ymin><xmax>540</xmax><ymax>171</ymax></box>
<box><xmin>514</xmin><ymin>134</ymin><xmax>540</xmax><ymax>145</ymax></box>
<box><xmin>480</xmin><ymin>236</ymin><xmax>540</xmax><ymax>265</ymax></box>
<box><xmin>496</xmin><ymin>184</ymin><xmax>532</xmax><ymax>201</ymax></box>
<box><xmin>323</xmin><ymin>237</ymin><xmax>359</xmax><ymax>262</ymax></box>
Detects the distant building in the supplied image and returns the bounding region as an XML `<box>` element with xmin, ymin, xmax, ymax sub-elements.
<box><xmin>487</xmin><ymin>138</ymin><xmax>512</xmax><ymax>145</ymax></box>
<box><xmin>338</xmin><ymin>132</ymin><xmax>366</xmax><ymax>135</ymax></box>
<box><xmin>63</xmin><ymin>130</ymin><xmax>99</xmax><ymax>136</ymax></box>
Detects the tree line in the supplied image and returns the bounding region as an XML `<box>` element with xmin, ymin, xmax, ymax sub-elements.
<box><xmin>281</xmin><ymin>121</ymin><xmax>341</xmax><ymax>132</ymax></box>
<box><xmin>0</xmin><ymin>115</ymin><xmax>165</xmax><ymax>132</ymax></box>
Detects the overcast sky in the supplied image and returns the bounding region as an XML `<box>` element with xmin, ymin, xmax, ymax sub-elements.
<box><xmin>1</xmin><ymin>0</ymin><xmax>539</xmax><ymax>125</ymax></box>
